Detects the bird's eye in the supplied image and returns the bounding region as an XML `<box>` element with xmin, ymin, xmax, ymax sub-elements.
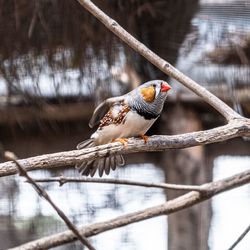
<box><xmin>152</xmin><ymin>84</ymin><xmax>156</xmax><ymax>88</ymax></box>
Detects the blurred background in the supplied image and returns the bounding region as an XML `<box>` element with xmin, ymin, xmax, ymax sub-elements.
<box><xmin>0</xmin><ymin>0</ymin><xmax>250</xmax><ymax>249</ymax></box>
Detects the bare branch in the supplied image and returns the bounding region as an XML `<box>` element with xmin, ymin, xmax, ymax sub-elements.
<box><xmin>228</xmin><ymin>223</ymin><xmax>250</xmax><ymax>250</ymax></box>
<box><xmin>1</xmin><ymin>120</ymin><xmax>249</xmax><ymax>177</ymax></box>
<box><xmin>4</xmin><ymin>151</ymin><xmax>95</xmax><ymax>250</ymax></box>
<box><xmin>3</xmin><ymin>1</ymin><xmax>249</xmax><ymax>249</ymax></box>
<box><xmin>8</xmin><ymin>168</ymin><xmax>250</xmax><ymax>250</ymax></box>
<box><xmin>76</xmin><ymin>0</ymin><xmax>242</xmax><ymax>121</ymax></box>
<box><xmin>32</xmin><ymin>176</ymin><xmax>206</xmax><ymax>192</ymax></box>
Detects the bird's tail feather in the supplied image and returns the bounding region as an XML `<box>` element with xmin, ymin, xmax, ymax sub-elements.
<box><xmin>76</xmin><ymin>138</ymin><xmax>95</xmax><ymax>149</ymax></box>
<box><xmin>76</xmin><ymin>155</ymin><xmax>125</xmax><ymax>177</ymax></box>
<box><xmin>75</xmin><ymin>139</ymin><xmax>125</xmax><ymax>177</ymax></box>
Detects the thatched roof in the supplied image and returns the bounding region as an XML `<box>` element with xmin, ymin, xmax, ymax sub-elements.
<box><xmin>0</xmin><ymin>0</ymin><xmax>199</xmax><ymax>95</ymax></box>
<box><xmin>1</xmin><ymin>0</ymin><xmax>250</xmax><ymax>126</ymax></box>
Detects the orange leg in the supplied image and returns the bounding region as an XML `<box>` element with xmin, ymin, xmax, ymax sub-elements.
<box><xmin>139</xmin><ymin>134</ymin><xmax>149</xmax><ymax>144</ymax></box>
<box><xmin>112</xmin><ymin>138</ymin><xmax>128</xmax><ymax>146</ymax></box>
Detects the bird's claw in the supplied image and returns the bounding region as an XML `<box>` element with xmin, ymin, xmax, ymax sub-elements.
<box><xmin>112</xmin><ymin>138</ymin><xmax>128</xmax><ymax>147</ymax></box>
<box><xmin>139</xmin><ymin>134</ymin><xmax>149</xmax><ymax>144</ymax></box>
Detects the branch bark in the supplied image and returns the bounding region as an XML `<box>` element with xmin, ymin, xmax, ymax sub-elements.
<box><xmin>1</xmin><ymin>120</ymin><xmax>249</xmax><ymax>177</ymax></box>
<box><xmin>32</xmin><ymin>176</ymin><xmax>206</xmax><ymax>192</ymax></box>
<box><xmin>76</xmin><ymin>0</ymin><xmax>242</xmax><ymax>122</ymax></box>
<box><xmin>8</xmin><ymin>168</ymin><xmax>250</xmax><ymax>250</ymax></box>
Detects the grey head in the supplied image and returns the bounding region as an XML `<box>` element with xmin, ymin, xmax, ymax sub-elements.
<box><xmin>126</xmin><ymin>80</ymin><xmax>171</xmax><ymax>120</ymax></box>
<box><xmin>89</xmin><ymin>80</ymin><xmax>171</xmax><ymax>128</ymax></box>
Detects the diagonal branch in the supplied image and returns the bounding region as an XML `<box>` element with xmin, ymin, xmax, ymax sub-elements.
<box><xmin>228</xmin><ymin>223</ymin><xmax>250</xmax><ymax>250</ymax></box>
<box><xmin>1</xmin><ymin>120</ymin><xmax>249</xmax><ymax>177</ymax></box>
<box><xmin>8</xmin><ymin>168</ymin><xmax>250</xmax><ymax>250</ymax></box>
<box><xmin>76</xmin><ymin>0</ymin><xmax>242</xmax><ymax>122</ymax></box>
<box><xmin>4</xmin><ymin>152</ymin><xmax>95</xmax><ymax>250</ymax></box>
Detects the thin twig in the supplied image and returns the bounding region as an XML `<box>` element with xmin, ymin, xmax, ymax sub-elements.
<box><xmin>8</xmin><ymin>168</ymin><xmax>250</xmax><ymax>250</ymax></box>
<box><xmin>32</xmin><ymin>176</ymin><xmax>207</xmax><ymax>192</ymax></box>
<box><xmin>76</xmin><ymin>0</ymin><xmax>242</xmax><ymax>121</ymax></box>
<box><xmin>4</xmin><ymin>151</ymin><xmax>95</xmax><ymax>250</ymax></box>
<box><xmin>228</xmin><ymin>223</ymin><xmax>250</xmax><ymax>250</ymax></box>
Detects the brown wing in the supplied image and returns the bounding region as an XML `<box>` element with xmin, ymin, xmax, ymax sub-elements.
<box><xmin>99</xmin><ymin>102</ymin><xmax>130</xmax><ymax>128</ymax></box>
<box><xmin>89</xmin><ymin>96</ymin><xmax>125</xmax><ymax>128</ymax></box>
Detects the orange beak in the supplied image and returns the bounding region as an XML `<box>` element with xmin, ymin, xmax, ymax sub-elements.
<box><xmin>161</xmin><ymin>82</ymin><xmax>171</xmax><ymax>92</ymax></box>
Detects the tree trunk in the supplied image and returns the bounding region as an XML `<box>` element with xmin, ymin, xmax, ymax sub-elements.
<box><xmin>161</xmin><ymin>104</ymin><xmax>212</xmax><ymax>250</ymax></box>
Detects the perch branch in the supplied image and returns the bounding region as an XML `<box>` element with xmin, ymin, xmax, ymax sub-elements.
<box><xmin>0</xmin><ymin>120</ymin><xmax>249</xmax><ymax>177</ymax></box>
<box><xmin>32</xmin><ymin>176</ymin><xmax>206</xmax><ymax>192</ymax></box>
<box><xmin>8</xmin><ymin>168</ymin><xmax>250</xmax><ymax>250</ymax></box>
<box><xmin>77</xmin><ymin>0</ymin><xmax>242</xmax><ymax>121</ymax></box>
<box><xmin>4</xmin><ymin>151</ymin><xmax>95</xmax><ymax>250</ymax></box>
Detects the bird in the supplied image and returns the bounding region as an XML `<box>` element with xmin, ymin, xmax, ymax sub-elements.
<box><xmin>76</xmin><ymin>80</ymin><xmax>171</xmax><ymax>177</ymax></box>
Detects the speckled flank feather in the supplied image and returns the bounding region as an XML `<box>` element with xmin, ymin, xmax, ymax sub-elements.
<box><xmin>99</xmin><ymin>103</ymin><xmax>130</xmax><ymax>128</ymax></box>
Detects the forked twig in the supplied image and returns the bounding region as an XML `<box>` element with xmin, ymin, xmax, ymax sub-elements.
<box><xmin>32</xmin><ymin>175</ymin><xmax>207</xmax><ymax>192</ymax></box>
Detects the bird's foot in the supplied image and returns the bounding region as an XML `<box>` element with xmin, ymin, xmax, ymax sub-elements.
<box><xmin>112</xmin><ymin>138</ymin><xmax>128</xmax><ymax>146</ymax></box>
<box><xmin>139</xmin><ymin>134</ymin><xmax>149</xmax><ymax>144</ymax></box>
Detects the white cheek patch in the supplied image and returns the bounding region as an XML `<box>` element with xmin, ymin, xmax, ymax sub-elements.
<box><xmin>155</xmin><ymin>86</ymin><xmax>160</xmax><ymax>98</ymax></box>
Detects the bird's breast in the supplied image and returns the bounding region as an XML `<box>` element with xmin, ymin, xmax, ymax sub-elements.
<box><xmin>91</xmin><ymin>110</ymin><xmax>156</xmax><ymax>145</ymax></box>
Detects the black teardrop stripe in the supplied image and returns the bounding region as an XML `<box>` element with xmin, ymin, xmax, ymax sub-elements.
<box><xmin>132</xmin><ymin>108</ymin><xmax>159</xmax><ymax>120</ymax></box>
